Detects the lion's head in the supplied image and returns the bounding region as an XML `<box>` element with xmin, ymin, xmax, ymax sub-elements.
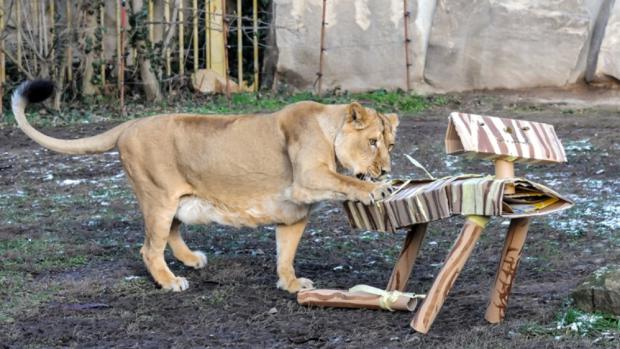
<box><xmin>334</xmin><ymin>102</ymin><xmax>399</xmax><ymax>179</ymax></box>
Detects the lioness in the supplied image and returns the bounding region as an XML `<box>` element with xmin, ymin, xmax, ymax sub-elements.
<box><xmin>12</xmin><ymin>80</ymin><xmax>399</xmax><ymax>293</ymax></box>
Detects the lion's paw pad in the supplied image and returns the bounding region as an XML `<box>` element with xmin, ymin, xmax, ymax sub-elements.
<box><xmin>163</xmin><ymin>277</ymin><xmax>189</xmax><ymax>292</ymax></box>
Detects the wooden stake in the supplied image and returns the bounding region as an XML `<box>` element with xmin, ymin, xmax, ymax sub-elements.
<box><xmin>252</xmin><ymin>0</ymin><xmax>258</xmax><ymax>91</ymax></box>
<box><xmin>205</xmin><ymin>0</ymin><xmax>210</xmax><ymax>68</ymax></box>
<box><xmin>50</xmin><ymin>0</ymin><xmax>56</xmax><ymax>80</ymax></box>
<box><xmin>317</xmin><ymin>0</ymin><xmax>327</xmax><ymax>95</ymax></box>
<box><xmin>192</xmin><ymin>0</ymin><xmax>198</xmax><ymax>73</ymax></box>
<box><xmin>411</xmin><ymin>216</ymin><xmax>488</xmax><ymax>334</ymax></box>
<box><xmin>164</xmin><ymin>0</ymin><xmax>171</xmax><ymax>76</ymax></box>
<box><xmin>495</xmin><ymin>159</ymin><xmax>515</xmax><ymax>194</ymax></box>
<box><xmin>148</xmin><ymin>0</ymin><xmax>154</xmax><ymax>43</ymax></box>
<box><xmin>223</xmin><ymin>0</ymin><xmax>230</xmax><ymax>99</ymax></box>
<box><xmin>16</xmin><ymin>0</ymin><xmax>22</xmax><ymax>71</ymax></box>
<box><xmin>236</xmin><ymin>0</ymin><xmax>242</xmax><ymax>85</ymax></box>
<box><xmin>100</xmin><ymin>4</ymin><xmax>105</xmax><ymax>88</ymax></box>
<box><xmin>65</xmin><ymin>0</ymin><xmax>72</xmax><ymax>81</ymax></box>
<box><xmin>0</xmin><ymin>0</ymin><xmax>4</xmax><ymax>117</ymax></box>
<box><xmin>178</xmin><ymin>0</ymin><xmax>184</xmax><ymax>76</ymax></box>
<box><xmin>386</xmin><ymin>224</ymin><xmax>428</xmax><ymax>292</ymax></box>
<box><xmin>403</xmin><ymin>0</ymin><xmax>411</xmax><ymax>91</ymax></box>
<box><xmin>485</xmin><ymin>217</ymin><xmax>530</xmax><ymax>324</ymax></box>
<box><xmin>119</xmin><ymin>0</ymin><xmax>126</xmax><ymax>115</ymax></box>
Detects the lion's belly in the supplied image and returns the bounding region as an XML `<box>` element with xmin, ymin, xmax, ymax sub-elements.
<box><xmin>175</xmin><ymin>196</ymin><xmax>309</xmax><ymax>228</ymax></box>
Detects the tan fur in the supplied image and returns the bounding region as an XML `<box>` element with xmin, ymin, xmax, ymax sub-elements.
<box><xmin>13</xmin><ymin>99</ymin><xmax>399</xmax><ymax>292</ymax></box>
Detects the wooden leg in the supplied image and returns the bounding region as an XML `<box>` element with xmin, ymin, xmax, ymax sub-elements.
<box><xmin>411</xmin><ymin>216</ymin><xmax>488</xmax><ymax>334</ymax></box>
<box><xmin>386</xmin><ymin>223</ymin><xmax>428</xmax><ymax>292</ymax></box>
<box><xmin>485</xmin><ymin>217</ymin><xmax>530</xmax><ymax>323</ymax></box>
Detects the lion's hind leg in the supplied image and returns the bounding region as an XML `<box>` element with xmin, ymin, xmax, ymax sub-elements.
<box><xmin>168</xmin><ymin>218</ymin><xmax>208</xmax><ymax>269</ymax></box>
<box><xmin>140</xmin><ymin>204</ymin><xmax>190</xmax><ymax>291</ymax></box>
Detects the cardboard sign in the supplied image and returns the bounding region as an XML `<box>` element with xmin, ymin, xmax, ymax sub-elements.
<box><xmin>445</xmin><ymin>112</ymin><xmax>567</xmax><ymax>163</ymax></box>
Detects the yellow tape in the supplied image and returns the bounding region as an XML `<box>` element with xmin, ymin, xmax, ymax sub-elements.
<box><xmin>348</xmin><ymin>285</ymin><xmax>426</xmax><ymax>312</ymax></box>
<box><xmin>466</xmin><ymin>215</ymin><xmax>490</xmax><ymax>228</ymax></box>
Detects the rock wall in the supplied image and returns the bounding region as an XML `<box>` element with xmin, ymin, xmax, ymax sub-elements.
<box><xmin>271</xmin><ymin>0</ymin><xmax>618</xmax><ymax>93</ymax></box>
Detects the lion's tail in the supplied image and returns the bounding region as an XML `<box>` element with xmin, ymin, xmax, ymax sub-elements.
<box><xmin>11</xmin><ymin>80</ymin><xmax>137</xmax><ymax>155</ymax></box>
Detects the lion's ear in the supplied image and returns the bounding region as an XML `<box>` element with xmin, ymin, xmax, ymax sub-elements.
<box><xmin>385</xmin><ymin>113</ymin><xmax>400</xmax><ymax>132</ymax></box>
<box><xmin>347</xmin><ymin>102</ymin><xmax>370</xmax><ymax>129</ymax></box>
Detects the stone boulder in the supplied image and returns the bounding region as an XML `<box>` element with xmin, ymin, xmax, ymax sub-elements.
<box><xmin>572</xmin><ymin>265</ymin><xmax>620</xmax><ymax>315</ymax></box>
<box><xmin>593</xmin><ymin>2</ymin><xmax>620</xmax><ymax>82</ymax></box>
<box><xmin>424</xmin><ymin>0</ymin><xmax>605</xmax><ymax>92</ymax></box>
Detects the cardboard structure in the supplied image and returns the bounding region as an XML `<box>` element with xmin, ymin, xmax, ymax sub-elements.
<box><xmin>297</xmin><ymin>113</ymin><xmax>574</xmax><ymax>334</ymax></box>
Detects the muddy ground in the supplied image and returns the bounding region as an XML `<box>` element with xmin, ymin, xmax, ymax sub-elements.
<box><xmin>1</xmin><ymin>95</ymin><xmax>619</xmax><ymax>348</ymax></box>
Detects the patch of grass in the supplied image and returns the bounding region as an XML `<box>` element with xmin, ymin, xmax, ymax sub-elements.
<box><xmin>520</xmin><ymin>305</ymin><xmax>620</xmax><ymax>341</ymax></box>
<box><xmin>0</xmin><ymin>236</ymin><xmax>88</xmax><ymax>273</ymax></box>
<box><xmin>1</xmin><ymin>89</ymin><xmax>442</xmax><ymax>127</ymax></box>
<box><xmin>0</xmin><ymin>271</ymin><xmax>62</xmax><ymax>324</ymax></box>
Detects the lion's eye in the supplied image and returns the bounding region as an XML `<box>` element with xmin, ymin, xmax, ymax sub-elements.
<box><xmin>369</xmin><ymin>138</ymin><xmax>378</xmax><ymax>146</ymax></box>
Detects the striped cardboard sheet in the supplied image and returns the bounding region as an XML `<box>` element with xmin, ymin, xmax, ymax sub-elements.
<box><xmin>343</xmin><ymin>175</ymin><xmax>573</xmax><ymax>233</ymax></box>
<box><xmin>445</xmin><ymin>112</ymin><xmax>567</xmax><ymax>163</ymax></box>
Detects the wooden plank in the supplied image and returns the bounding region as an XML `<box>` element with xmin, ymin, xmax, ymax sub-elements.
<box><xmin>485</xmin><ymin>217</ymin><xmax>530</xmax><ymax>323</ymax></box>
<box><xmin>386</xmin><ymin>223</ymin><xmax>428</xmax><ymax>292</ymax></box>
<box><xmin>411</xmin><ymin>216</ymin><xmax>488</xmax><ymax>333</ymax></box>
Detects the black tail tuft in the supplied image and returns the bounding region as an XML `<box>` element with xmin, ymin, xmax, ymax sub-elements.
<box><xmin>16</xmin><ymin>80</ymin><xmax>55</xmax><ymax>104</ymax></box>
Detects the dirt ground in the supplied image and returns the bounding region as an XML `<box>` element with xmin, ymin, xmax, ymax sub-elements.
<box><xmin>1</xmin><ymin>95</ymin><xmax>619</xmax><ymax>348</ymax></box>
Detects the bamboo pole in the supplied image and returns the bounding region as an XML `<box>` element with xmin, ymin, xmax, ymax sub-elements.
<box><xmin>100</xmin><ymin>4</ymin><xmax>105</xmax><ymax>88</ymax></box>
<box><xmin>178</xmin><ymin>0</ymin><xmax>184</xmax><ymax>76</ymax></box>
<box><xmin>386</xmin><ymin>224</ymin><xmax>428</xmax><ymax>292</ymax></box>
<box><xmin>118</xmin><ymin>0</ymin><xmax>126</xmax><ymax>115</ymax></box>
<box><xmin>223</xmin><ymin>0</ymin><xmax>229</xmax><ymax>98</ymax></box>
<box><xmin>205</xmin><ymin>0</ymin><xmax>210</xmax><ymax>68</ymax></box>
<box><xmin>192</xmin><ymin>0</ymin><xmax>198</xmax><ymax>73</ymax></box>
<box><xmin>252</xmin><ymin>0</ymin><xmax>258</xmax><ymax>91</ymax></box>
<box><xmin>16</xmin><ymin>0</ymin><xmax>22</xmax><ymax>71</ymax></box>
<box><xmin>236</xmin><ymin>0</ymin><xmax>242</xmax><ymax>85</ymax></box>
<box><xmin>485</xmin><ymin>218</ymin><xmax>530</xmax><ymax>324</ymax></box>
<box><xmin>317</xmin><ymin>0</ymin><xmax>327</xmax><ymax>95</ymax></box>
<box><xmin>411</xmin><ymin>216</ymin><xmax>488</xmax><ymax>334</ymax></box>
<box><xmin>403</xmin><ymin>0</ymin><xmax>411</xmax><ymax>91</ymax></box>
<box><xmin>164</xmin><ymin>0</ymin><xmax>171</xmax><ymax>76</ymax></box>
<box><xmin>0</xmin><ymin>0</ymin><xmax>4</xmax><ymax>116</ymax></box>
<box><xmin>50</xmin><ymin>0</ymin><xmax>55</xmax><ymax>80</ymax></box>
<box><xmin>148</xmin><ymin>0</ymin><xmax>154</xmax><ymax>43</ymax></box>
<box><xmin>66</xmin><ymin>0</ymin><xmax>72</xmax><ymax>81</ymax></box>
<box><xmin>116</xmin><ymin>0</ymin><xmax>121</xmax><ymax>90</ymax></box>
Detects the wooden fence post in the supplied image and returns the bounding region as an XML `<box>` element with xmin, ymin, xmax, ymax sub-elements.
<box><xmin>317</xmin><ymin>0</ymin><xmax>327</xmax><ymax>95</ymax></box>
<box><xmin>179</xmin><ymin>0</ymin><xmax>184</xmax><ymax>76</ymax></box>
<box><xmin>193</xmin><ymin>0</ymin><xmax>198</xmax><ymax>73</ymax></box>
<box><xmin>237</xmin><ymin>0</ymin><xmax>242</xmax><ymax>85</ymax></box>
<box><xmin>252</xmin><ymin>0</ymin><xmax>258</xmax><ymax>91</ymax></box>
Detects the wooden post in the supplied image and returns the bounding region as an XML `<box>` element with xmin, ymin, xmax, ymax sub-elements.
<box><xmin>50</xmin><ymin>0</ymin><xmax>56</xmax><ymax>80</ymax></box>
<box><xmin>205</xmin><ymin>0</ymin><xmax>210</xmax><ymax>68</ymax></box>
<box><xmin>223</xmin><ymin>0</ymin><xmax>230</xmax><ymax>99</ymax></box>
<box><xmin>485</xmin><ymin>217</ymin><xmax>530</xmax><ymax>324</ymax></box>
<box><xmin>236</xmin><ymin>0</ymin><xmax>242</xmax><ymax>85</ymax></box>
<box><xmin>495</xmin><ymin>159</ymin><xmax>515</xmax><ymax>194</ymax></box>
<box><xmin>100</xmin><ymin>3</ymin><xmax>106</xmax><ymax>88</ymax></box>
<box><xmin>65</xmin><ymin>0</ymin><xmax>72</xmax><ymax>81</ymax></box>
<box><xmin>411</xmin><ymin>216</ymin><xmax>488</xmax><ymax>334</ymax></box>
<box><xmin>164</xmin><ymin>0</ymin><xmax>171</xmax><ymax>76</ymax></box>
<box><xmin>403</xmin><ymin>0</ymin><xmax>411</xmax><ymax>91</ymax></box>
<box><xmin>386</xmin><ymin>224</ymin><xmax>428</xmax><ymax>292</ymax></box>
<box><xmin>192</xmin><ymin>0</ymin><xmax>198</xmax><ymax>73</ymax></box>
<box><xmin>16</xmin><ymin>0</ymin><xmax>22</xmax><ymax>71</ymax></box>
<box><xmin>148</xmin><ymin>0</ymin><xmax>154</xmax><ymax>43</ymax></box>
<box><xmin>317</xmin><ymin>0</ymin><xmax>327</xmax><ymax>95</ymax></box>
<box><xmin>118</xmin><ymin>0</ymin><xmax>126</xmax><ymax>115</ymax></box>
<box><xmin>178</xmin><ymin>0</ymin><xmax>184</xmax><ymax>76</ymax></box>
<box><xmin>252</xmin><ymin>0</ymin><xmax>258</xmax><ymax>91</ymax></box>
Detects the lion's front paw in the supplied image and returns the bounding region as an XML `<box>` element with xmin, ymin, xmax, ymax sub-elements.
<box><xmin>355</xmin><ymin>182</ymin><xmax>392</xmax><ymax>204</ymax></box>
<box><xmin>182</xmin><ymin>250</ymin><xmax>208</xmax><ymax>269</ymax></box>
<box><xmin>277</xmin><ymin>277</ymin><xmax>314</xmax><ymax>293</ymax></box>
<box><xmin>161</xmin><ymin>276</ymin><xmax>189</xmax><ymax>292</ymax></box>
